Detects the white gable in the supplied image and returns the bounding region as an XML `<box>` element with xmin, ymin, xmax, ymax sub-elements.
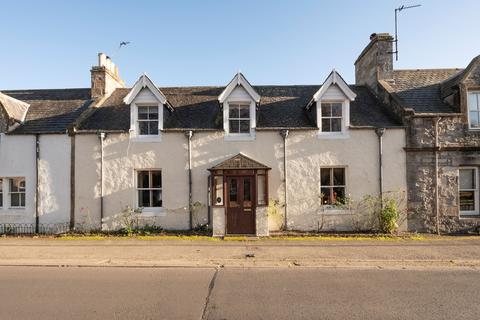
<box><xmin>313</xmin><ymin>70</ymin><xmax>356</xmax><ymax>102</ymax></box>
<box><xmin>123</xmin><ymin>74</ymin><xmax>168</xmax><ymax>106</ymax></box>
<box><xmin>228</xmin><ymin>86</ymin><xmax>252</xmax><ymax>101</ymax></box>
<box><xmin>218</xmin><ymin>73</ymin><xmax>260</xmax><ymax>103</ymax></box>
<box><xmin>321</xmin><ymin>84</ymin><xmax>348</xmax><ymax>100</ymax></box>
<box><xmin>133</xmin><ymin>88</ymin><xmax>158</xmax><ymax>103</ymax></box>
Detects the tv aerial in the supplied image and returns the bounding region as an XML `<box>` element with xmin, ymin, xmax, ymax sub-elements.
<box><xmin>392</xmin><ymin>4</ymin><xmax>422</xmax><ymax>61</ymax></box>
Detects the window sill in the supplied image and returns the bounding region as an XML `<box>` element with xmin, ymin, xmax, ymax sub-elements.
<box><xmin>224</xmin><ymin>133</ymin><xmax>256</xmax><ymax>141</ymax></box>
<box><xmin>6</xmin><ymin>207</ymin><xmax>26</xmax><ymax>210</ymax></box>
<box><xmin>459</xmin><ymin>213</ymin><xmax>480</xmax><ymax>218</ymax></box>
<box><xmin>140</xmin><ymin>207</ymin><xmax>166</xmax><ymax>217</ymax></box>
<box><xmin>130</xmin><ymin>135</ymin><xmax>162</xmax><ymax>143</ymax></box>
<box><xmin>317</xmin><ymin>131</ymin><xmax>350</xmax><ymax>139</ymax></box>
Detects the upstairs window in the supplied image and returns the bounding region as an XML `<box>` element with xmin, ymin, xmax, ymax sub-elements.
<box><xmin>468</xmin><ymin>92</ymin><xmax>480</xmax><ymax>129</ymax></box>
<box><xmin>459</xmin><ymin>167</ymin><xmax>478</xmax><ymax>215</ymax></box>
<box><xmin>320</xmin><ymin>168</ymin><xmax>346</xmax><ymax>206</ymax></box>
<box><xmin>321</xmin><ymin>102</ymin><xmax>343</xmax><ymax>132</ymax></box>
<box><xmin>10</xmin><ymin>178</ymin><xmax>26</xmax><ymax>208</ymax></box>
<box><xmin>228</xmin><ymin>103</ymin><xmax>250</xmax><ymax>134</ymax></box>
<box><xmin>138</xmin><ymin>106</ymin><xmax>159</xmax><ymax>135</ymax></box>
<box><xmin>137</xmin><ymin>170</ymin><xmax>162</xmax><ymax>208</ymax></box>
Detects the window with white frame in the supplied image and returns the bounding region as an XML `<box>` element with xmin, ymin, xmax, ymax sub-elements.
<box><xmin>468</xmin><ymin>92</ymin><xmax>480</xmax><ymax>129</ymax></box>
<box><xmin>9</xmin><ymin>178</ymin><xmax>26</xmax><ymax>208</ymax></box>
<box><xmin>459</xmin><ymin>168</ymin><xmax>479</xmax><ymax>215</ymax></box>
<box><xmin>320</xmin><ymin>168</ymin><xmax>346</xmax><ymax>206</ymax></box>
<box><xmin>0</xmin><ymin>178</ymin><xmax>3</xmax><ymax>208</ymax></box>
<box><xmin>320</xmin><ymin>102</ymin><xmax>343</xmax><ymax>132</ymax></box>
<box><xmin>138</xmin><ymin>106</ymin><xmax>159</xmax><ymax>135</ymax></box>
<box><xmin>228</xmin><ymin>103</ymin><xmax>250</xmax><ymax>134</ymax></box>
<box><xmin>137</xmin><ymin>170</ymin><xmax>162</xmax><ymax>208</ymax></box>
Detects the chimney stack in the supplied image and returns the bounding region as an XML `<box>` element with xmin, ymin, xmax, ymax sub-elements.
<box><xmin>90</xmin><ymin>53</ymin><xmax>125</xmax><ymax>99</ymax></box>
<box><xmin>354</xmin><ymin>33</ymin><xmax>394</xmax><ymax>93</ymax></box>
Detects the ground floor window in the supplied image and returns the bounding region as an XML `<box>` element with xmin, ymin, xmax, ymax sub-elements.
<box><xmin>320</xmin><ymin>167</ymin><xmax>346</xmax><ymax>206</ymax></box>
<box><xmin>9</xmin><ymin>178</ymin><xmax>26</xmax><ymax>208</ymax></box>
<box><xmin>459</xmin><ymin>167</ymin><xmax>478</xmax><ymax>215</ymax></box>
<box><xmin>137</xmin><ymin>170</ymin><xmax>162</xmax><ymax>208</ymax></box>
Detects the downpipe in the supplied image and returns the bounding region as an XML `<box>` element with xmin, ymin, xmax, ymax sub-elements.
<box><xmin>434</xmin><ymin>117</ymin><xmax>441</xmax><ymax>235</ymax></box>
<box><xmin>35</xmin><ymin>134</ymin><xmax>40</xmax><ymax>233</ymax></box>
<box><xmin>98</xmin><ymin>132</ymin><xmax>106</xmax><ymax>230</ymax></box>
<box><xmin>375</xmin><ymin>128</ymin><xmax>385</xmax><ymax>209</ymax></box>
<box><xmin>185</xmin><ymin>130</ymin><xmax>193</xmax><ymax>230</ymax></box>
<box><xmin>280</xmin><ymin>129</ymin><xmax>289</xmax><ymax>230</ymax></box>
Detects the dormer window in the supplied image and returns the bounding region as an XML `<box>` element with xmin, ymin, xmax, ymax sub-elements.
<box><xmin>468</xmin><ymin>92</ymin><xmax>480</xmax><ymax>129</ymax></box>
<box><xmin>229</xmin><ymin>103</ymin><xmax>251</xmax><ymax>134</ymax></box>
<box><xmin>138</xmin><ymin>106</ymin><xmax>159</xmax><ymax>135</ymax></box>
<box><xmin>321</xmin><ymin>102</ymin><xmax>343</xmax><ymax>132</ymax></box>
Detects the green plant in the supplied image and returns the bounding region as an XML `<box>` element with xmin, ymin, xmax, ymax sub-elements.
<box><xmin>380</xmin><ymin>198</ymin><xmax>400</xmax><ymax>234</ymax></box>
<box><xmin>120</xmin><ymin>206</ymin><xmax>142</xmax><ymax>235</ymax></box>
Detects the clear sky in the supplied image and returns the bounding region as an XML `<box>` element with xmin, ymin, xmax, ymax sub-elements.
<box><xmin>1</xmin><ymin>0</ymin><xmax>479</xmax><ymax>89</ymax></box>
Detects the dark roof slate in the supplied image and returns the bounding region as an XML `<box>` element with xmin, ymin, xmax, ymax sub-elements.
<box><xmin>79</xmin><ymin>84</ymin><xmax>401</xmax><ymax>131</ymax></box>
<box><xmin>1</xmin><ymin>88</ymin><xmax>92</xmax><ymax>134</ymax></box>
<box><xmin>391</xmin><ymin>69</ymin><xmax>463</xmax><ymax>113</ymax></box>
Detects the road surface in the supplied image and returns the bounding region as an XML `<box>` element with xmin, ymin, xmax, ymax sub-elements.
<box><xmin>0</xmin><ymin>266</ymin><xmax>478</xmax><ymax>319</ymax></box>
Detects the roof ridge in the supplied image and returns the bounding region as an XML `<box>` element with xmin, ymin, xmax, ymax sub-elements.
<box><xmin>2</xmin><ymin>87</ymin><xmax>90</xmax><ymax>92</ymax></box>
<box><xmin>394</xmin><ymin>68</ymin><xmax>463</xmax><ymax>72</ymax></box>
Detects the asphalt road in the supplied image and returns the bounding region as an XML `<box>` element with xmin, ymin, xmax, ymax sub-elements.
<box><xmin>0</xmin><ymin>266</ymin><xmax>478</xmax><ymax>320</ymax></box>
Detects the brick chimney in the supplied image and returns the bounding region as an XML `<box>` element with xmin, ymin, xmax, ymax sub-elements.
<box><xmin>355</xmin><ymin>33</ymin><xmax>394</xmax><ymax>93</ymax></box>
<box><xmin>90</xmin><ymin>53</ymin><xmax>125</xmax><ymax>99</ymax></box>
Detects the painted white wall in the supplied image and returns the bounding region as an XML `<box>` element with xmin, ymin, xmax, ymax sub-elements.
<box><xmin>37</xmin><ymin>135</ymin><xmax>71</xmax><ymax>224</ymax></box>
<box><xmin>0</xmin><ymin>135</ymin><xmax>36</xmax><ymax>224</ymax></box>
<box><xmin>74</xmin><ymin>128</ymin><xmax>407</xmax><ymax>233</ymax></box>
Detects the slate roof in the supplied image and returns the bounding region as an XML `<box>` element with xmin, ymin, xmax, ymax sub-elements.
<box><xmin>391</xmin><ymin>69</ymin><xmax>463</xmax><ymax>113</ymax></box>
<box><xmin>1</xmin><ymin>88</ymin><xmax>92</xmax><ymax>134</ymax></box>
<box><xmin>209</xmin><ymin>153</ymin><xmax>271</xmax><ymax>170</ymax></box>
<box><xmin>78</xmin><ymin>84</ymin><xmax>401</xmax><ymax>131</ymax></box>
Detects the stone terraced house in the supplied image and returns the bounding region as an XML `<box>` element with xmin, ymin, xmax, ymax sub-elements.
<box><xmin>0</xmin><ymin>32</ymin><xmax>478</xmax><ymax>235</ymax></box>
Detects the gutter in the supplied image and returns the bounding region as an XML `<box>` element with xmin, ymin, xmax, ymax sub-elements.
<box><xmin>35</xmin><ymin>134</ymin><xmax>40</xmax><ymax>233</ymax></box>
<box><xmin>375</xmin><ymin>128</ymin><xmax>385</xmax><ymax>209</ymax></box>
<box><xmin>280</xmin><ymin>129</ymin><xmax>289</xmax><ymax>230</ymax></box>
<box><xmin>98</xmin><ymin>132</ymin><xmax>106</xmax><ymax>230</ymax></box>
<box><xmin>185</xmin><ymin>130</ymin><xmax>193</xmax><ymax>229</ymax></box>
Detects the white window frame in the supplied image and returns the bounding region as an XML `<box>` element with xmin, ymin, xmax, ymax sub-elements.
<box><xmin>223</xmin><ymin>100</ymin><xmax>256</xmax><ymax>141</ymax></box>
<box><xmin>9</xmin><ymin>177</ymin><xmax>26</xmax><ymax>209</ymax></box>
<box><xmin>137</xmin><ymin>105</ymin><xmax>160</xmax><ymax>136</ymax></box>
<box><xmin>459</xmin><ymin>167</ymin><xmax>479</xmax><ymax>216</ymax></box>
<box><xmin>467</xmin><ymin>91</ymin><xmax>480</xmax><ymax>130</ymax></box>
<box><xmin>319</xmin><ymin>166</ymin><xmax>348</xmax><ymax>212</ymax></box>
<box><xmin>130</xmin><ymin>102</ymin><xmax>163</xmax><ymax>142</ymax></box>
<box><xmin>317</xmin><ymin>100</ymin><xmax>350</xmax><ymax>139</ymax></box>
<box><xmin>134</xmin><ymin>169</ymin><xmax>165</xmax><ymax>216</ymax></box>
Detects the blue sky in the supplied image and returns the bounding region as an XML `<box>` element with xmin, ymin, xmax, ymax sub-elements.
<box><xmin>1</xmin><ymin>0</ymin><xmax>479</xmax><ymax>89</ymax></box>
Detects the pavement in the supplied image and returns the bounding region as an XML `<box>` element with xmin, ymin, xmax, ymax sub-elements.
<box><xmin>0</xmin><ymin>266</ymin><xmax>479</xmax><ymax>320</ymax></box>
<box><xmin>0</xmin><ymin>237</ymin><xmax>479</xmax><ymax>269</ymax></box>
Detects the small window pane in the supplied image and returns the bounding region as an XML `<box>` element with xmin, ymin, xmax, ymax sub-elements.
<box><xmin>152</xmin><ymin>172</ymin><xmax>162</xmax><ymax>188</ymax></box>
<box><xmin>229</xmin><ymin>120</ymin><xmax>240</xmax><ymax>133</ymax></box>
<box><xmin>149</xmin><ymin>121</ymin><xmax>158</xmax><ymax>135</ymax></box>
<box><xmin>460</xmin><ymin>191</ymin><xmax>475</xmax><ymax>211</ymax></box>
<box><xmin>138</xmin><ymin>171</ymin><xmax>150</xmax><ymax>188</ymax></box>
<box><xmin>139</xmin><ymin>122</ymin><xmax>149</xmax><ymax>135</ymax></box>
<box><xmin>257</xmin><ymin>175</ymin><xmax>266</xmax><ymax>205</ymax></box>
<box><xmin>321</xmin><ymin>168</ymin><xmax>331</xmax><ymax>186</ymax></box>
<box><xmin>468</xmin><ymin>93</ymin><xmax>479</xmax><ymax>112</ymax></box>
<box><xmin>321</xmin><ymin>187</ymin><xmax>331</xmax><ymax>205</ymax></box>
<box><xmin>229</xmin><ymin>105</ymin><xmax>239</xmax><ymax>118</ymax></box>
<box><xmin>151</xmin><ymin>190</ymin><xmax>162</xmax><ymax>207</ymax></box>
<box><xmin>321</xmin><ymin>104</ymin><xmax>331</xmax><ymax>117</ymax></box>
<box><xmin>20</xmin><ymin>193</ymin><xmax>26</xmax><ymax>207</ymax></box>
<box><xmin>239</xmin><ymin>120</ymin><xmax>250</xmax><ymax>133</ymax></box>
<box><xmin>331</xmin><ymin>103</ymin><xmax>342</xmax><ymax>117</ymax></box>
<box><xmin>239</xmin><ymin>105</ymin><xmax>250</xmax><ymax>118</ymax></box>
<box><xmin>470</xmin><ymin>112</ymin><xmax>480</xmax><ymax>128</ymax></box>
<box><xmin>229</xmin><ymin>179</ymin><xmax>238</xmax><ymax>202</ymax></box>
<box><xmin>214</xmin><ymin>176</ymin><xmax>224</xmax><ymax>205</ymax></box>
<box><xmin>138</xmin><ymin>107</ymin><xmax>149</xmax><ymax>119</ymax></box>
<box><xmin>460</xmin><ymin>169</ymin><xmax>475</xmax><ymax>189</ymax></box>
<box><xmin>243</xmin><ymin>179</ymin><xmax>251</xmax><ymax>202</ymax></box>
<box><xmin>321</xmin><ymin>119</ymin><xmax>331</xmax><ymax>132</ymax></box>
<box><xmin>148</xmin><ymin>107</ymin><xmax>159</xmax><ymax>119</ymax></box>
<box><xmin>11</xmin><ymin>193</ymin><xmax>20</xmax><ymax>207</ymax></box>
<box><xmin>331</xmin><ymin>118</ymin><xmax>342</xmax><ymax>132</ymax></box>
<box><xmin>332</xmin><ymin>187</ymin><xmax>345</xmax><ymax>205</ymax></box>
<box><xmin>138</xmin><ymin>190</ymin><xmax>150</xmax><ymax>207</ymax></box>
<box><xmin>333</xmin><ymin>168</ymin><xmax>345</xmax><ymax>185</ymax></box>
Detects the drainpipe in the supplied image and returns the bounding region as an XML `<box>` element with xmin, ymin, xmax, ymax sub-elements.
<box><xmin>375</xmin><ymin>128</ymin><xmax>385</xmax><ymax>209</ymax></box>
<box><xmin>98</xmin><ymin>132</ymin><xmax>106</xmax><ymax>230</ymax></box>
<box><xmin>35</xmin><ymin>134</ymin><xmax>40</xmax><ymax>234</ymax></box>
<box><xmin>69</xmin><ymin>133</ymin><xmax>76</xmax><ymax>231</ymax></box>
<box><xmin>434</xmin><ymin>117</ymin><xmax>441</xmax><ymax>235</ymax></box>
<box><xmin>185</xmin><ymin>130</ymin><xmax>193</xmax><ymax>229</ymax></box>
<box><xmin>280</xmin><ymin>129</ymin><xmax>289</xmax><ymax>230</ymax></box>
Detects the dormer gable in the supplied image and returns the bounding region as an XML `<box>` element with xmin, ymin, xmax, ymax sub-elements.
<box><xmin>0</xmin><ymin>92</ymin><xmax>30</xmax><ymax>132</ymax></box>
<box><xmin>125</xmin><ymin>74</ymin><xmax>171</xmax><ymax>142</ymax></box>
<box><xmin>307</xmin><ymin>70</ymin><xmax>356</xmax><ymax>138</ymax></box>
<box><xmin>219</xmin><ymin>73</ymin><xmax>259</xmax><ymax>140</ymax></box>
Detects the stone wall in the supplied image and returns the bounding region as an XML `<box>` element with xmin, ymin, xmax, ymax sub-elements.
<box><xmin>0</xmin><ymin>108</ymin><xmax>8</xmax><ymax>133</ymax></box>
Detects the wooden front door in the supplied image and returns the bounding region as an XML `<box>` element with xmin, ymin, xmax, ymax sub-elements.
<box><xmin>226</xmin><ymin>176</ymin><xmax>256</xmax><ymax>234</ymax></box>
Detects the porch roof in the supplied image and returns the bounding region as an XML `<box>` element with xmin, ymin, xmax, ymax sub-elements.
<box><xmin>209</xmin><ymin>153</ymin><xmax>271</xmax><ymax>171</ymax></box>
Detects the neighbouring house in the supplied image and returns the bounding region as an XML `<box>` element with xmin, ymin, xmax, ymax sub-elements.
<box><xmin>357</xmin><ymin>33</ymin><xmax>480</xmax><ymax>233</ymax></box>
<box><xmin>6</xmin><ymin>33</ymin><xmax>457</xmax><ymax>236</ymax></box>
